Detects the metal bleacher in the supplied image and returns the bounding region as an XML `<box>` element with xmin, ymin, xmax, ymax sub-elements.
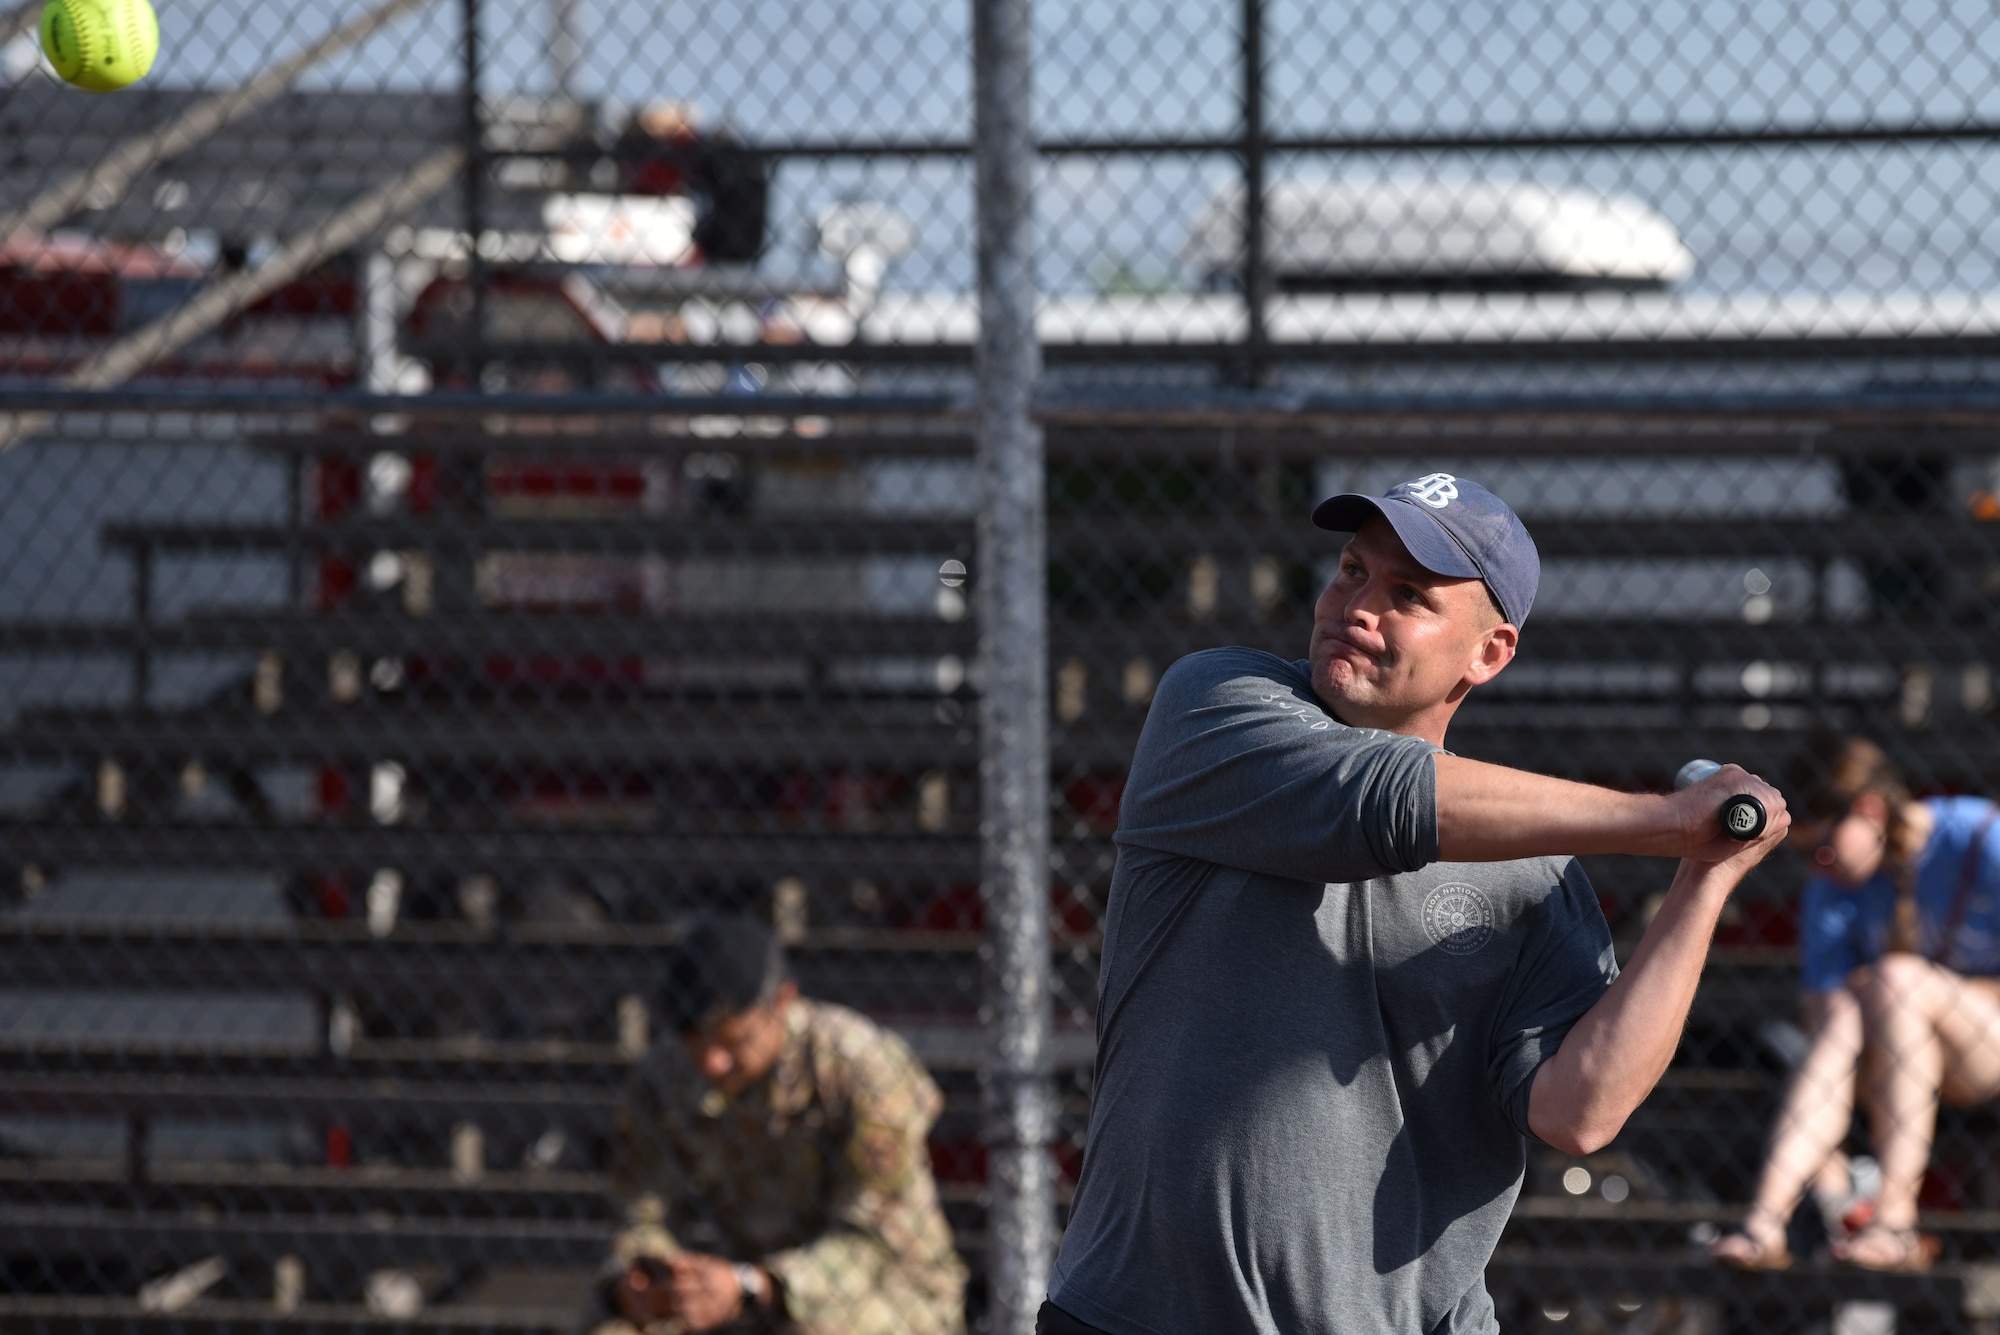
<box><xmin>0</xmin><ymin>412</ymin><xmax>1066</xmax><ymax>1329</ymax></box>
<box><xmin>2</xmin><ymin>408</ymin><xmax>2000</xmax><ymax>1332</ymax></box>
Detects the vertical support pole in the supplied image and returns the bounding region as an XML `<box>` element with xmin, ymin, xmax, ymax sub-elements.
<box><xmin>284</xmin><ymin>451</ymin><xmax>302</xmax><ymax>601</ymax></box>
<box><xmin>132</xmin><ymin>543</ymin><xmax>152</xmax><ymax>707</ymax></box>
<box><xmin>460</xmin><ymin>0</ymin><xmax>487</xmax><ymax>388</ymax></box>
<box><xmin>973</xmin><ymin>0</ymin><xmax>1052</xmax><ymax>1331</ymax></box>
<box><xmin>125</xmin><ymin>1112</ymin><xmax>149</xmax><ymax>1185</ymax></box>
<box><xmin>362</xmin><ymin>251</ymin><xmax>403</xmax><ymax>396</ymax></box>
<box><xmin>1238</xmin><ymin>0</ymin><xmax>1267</xmax><ymax>387</ymax></box>
<box><xmin>549</xmin><ymin>0</ymin><xmax>582</xmax><ymax>101</ymax></box>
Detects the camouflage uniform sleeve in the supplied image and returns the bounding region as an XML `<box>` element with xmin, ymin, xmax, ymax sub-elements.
<box><xmin>762</xmin><ymin>1012</ymin><xmax>957</xmax><ymax>1328</ymax></box>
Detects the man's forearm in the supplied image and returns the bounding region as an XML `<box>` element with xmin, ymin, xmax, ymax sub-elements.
<box><xmin>1435</xmin><ymin>754</ymin><xmax>1690</xmax><ymax>861</ymax></box>
<box><xmin>764</xmin><ymin>1229</ymin><xmax>895</xmax><ymax>1329</ymax></box>
<box><xmin>1525</xmin><ymin>861</ymin><xmax>1733</xmax><ymax>1155</ymax></box>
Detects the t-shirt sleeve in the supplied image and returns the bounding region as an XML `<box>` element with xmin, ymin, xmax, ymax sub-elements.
<box><xmin>1113</xmin><ymin>648</ymin><xmax>1440</xmax><ymax>884</ymax></box>
<box><xmin>1800</xmin><ymin>877</ymin><xmax>1865</xmax><ymax>994</ymax></box>
<box><xmin>1487</xmin><ymin>857</ymin><xmax>1618</xmax><ymax>1143</ymax></box>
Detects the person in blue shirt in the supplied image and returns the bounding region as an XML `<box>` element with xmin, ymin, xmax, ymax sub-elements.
<box><xmin>1712</xmin><ymin>735</ymin><xmax>2000</xmax><ymax>1272</ymax></box>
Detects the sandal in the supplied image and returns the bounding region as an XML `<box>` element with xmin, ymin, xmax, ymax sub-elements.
<box><xmin>1710</xmin><ymin>1211</ymin><xmax>1793</xmax><ymax>1271</ymax></box>
<box><xmin>1833</xmin><ymin>1224</ymin><xmax>1941</xmax><ymax>1273</ymax></box>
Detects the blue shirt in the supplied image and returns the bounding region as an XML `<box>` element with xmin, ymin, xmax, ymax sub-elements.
<box><xmin>1801</xmin><ymin>796</ymin><xmax>2000</xmax><ymax>992</ymax></box>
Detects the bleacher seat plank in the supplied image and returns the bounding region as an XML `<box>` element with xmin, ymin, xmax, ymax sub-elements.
<box><xmin>0</xmin><ymin>614</ymin><xmax>975</xmax><ymax>660</ymax></box>
<box><xmin>0</xmin><ymin>1297</ymin><xmax>572</xmax><ymax>1335</ymax></box>
<box><xmin>93</xmin><ymin>514</ymin><xmax>2000</xmax><ymax>565</ymax></box>
<box><xmin>0</xmin><ymin>821</ymin><xmax>993</xmax><ymax>878</ymax></box>
<box><xmin>8</xmin><ymin>703</ymin><xmax>981</xmax><ymax>768</ymax></box>
<box><xmin>0</xmin><ymin>1206</ymin><xmax>605</xmax><ymax>1267</ymax></box>
<box><xmin>1486</xmin><ymin>1250</ymin><xmax>1981</xmax><ymax>1315</ymax></box>
<box><xmin>3</xmin><ymin>613</ymin><xmax>1986</xmax><ymax>673</ymax></box>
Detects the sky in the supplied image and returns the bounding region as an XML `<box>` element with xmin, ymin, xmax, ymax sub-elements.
<box><xmin>21</xmin><ymin>0</ymin><xmax>2000</xmax><ymax>294</ymax></box>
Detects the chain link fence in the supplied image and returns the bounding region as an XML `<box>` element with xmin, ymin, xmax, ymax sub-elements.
<box><xmin>6</xmin><ymin>0</ymin><xmax>2000</xmax><ymax>1331</ymax></box>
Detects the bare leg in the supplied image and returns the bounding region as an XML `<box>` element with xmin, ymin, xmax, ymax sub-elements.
<box><xmin>1712</xmin><ymin>988</ymin><xmax>1861</xmax><ymax>1264</ymax></box>
<box><xmin>1809</xmin><ymin>1150</ymin><xmax>1855</xmax><ymax>1208</ymax></box>
<box><xmin>1840</xmin><ymin>955</ymin><xmax>2000</xmax><ymax>1266</ymax></box>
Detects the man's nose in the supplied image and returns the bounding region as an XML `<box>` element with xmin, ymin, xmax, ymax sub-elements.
<box><xmin>1339</xmin><ymin>580</ymin><xmax>1386</xmax><ymax>624</ymax></box>
<box><xmin>701</xmin><ymin>1045</ymin><xmax>734</xmax><ymax>1080</ymax></box>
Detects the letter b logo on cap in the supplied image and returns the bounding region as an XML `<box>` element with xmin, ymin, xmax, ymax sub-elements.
<box><xmin>1405</xmin><ymin>473</ymin><xmax>1459</xmax><ymax>509</ymax></box>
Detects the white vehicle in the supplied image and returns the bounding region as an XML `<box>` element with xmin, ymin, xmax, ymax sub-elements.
<box><xmin>1183</xmin><ymin>177</ymin><xmax>1697</xmax><ymax>292</ymax></box>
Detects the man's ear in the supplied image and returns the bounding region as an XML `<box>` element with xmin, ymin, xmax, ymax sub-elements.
<box><xmin>1464</xmin><ymin>623</ymin><xmax>1518</xmax><ymax>687</ymax></box>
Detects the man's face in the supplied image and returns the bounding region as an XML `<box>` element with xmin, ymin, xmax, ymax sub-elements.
<box><xmin>680</xmin><ymin>982</ymin><xmax>797</xmax><ymax>1095</ymax></box>
<box><xmin>1308</xmin><ymin>514</ymin><xmax>1514</xmax><ymax>728</ymax></box>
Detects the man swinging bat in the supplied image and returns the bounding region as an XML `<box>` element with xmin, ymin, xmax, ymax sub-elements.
<box><xmin>1040</xmin><ymin>473</ymin><xmax>1790</xmax><ymax>1335</ymax></box>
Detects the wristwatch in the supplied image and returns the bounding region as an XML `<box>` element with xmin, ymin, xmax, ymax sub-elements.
<box><xmin>733</xmin><ymin>1262</ymin><xmax>769</xmax><ymax>1309</ymax></box>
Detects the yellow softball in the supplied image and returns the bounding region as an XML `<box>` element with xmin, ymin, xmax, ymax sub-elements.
<box><xmin>40</xmin><ymin>0</ymin><xmax>159</xmax><ymax>92</ymax></box>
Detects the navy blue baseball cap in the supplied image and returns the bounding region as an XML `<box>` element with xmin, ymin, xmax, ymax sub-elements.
<box><xmin>1311</xmin><ymin>473</ymin><xmax>1540</xmax><ymax>627</ymax></box>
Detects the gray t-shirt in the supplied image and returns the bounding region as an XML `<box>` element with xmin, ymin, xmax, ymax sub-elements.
<box><xmin>1048</xmin><ymin>648</ymin><xmax>1617</xmax><ymax>1335</ymax></box>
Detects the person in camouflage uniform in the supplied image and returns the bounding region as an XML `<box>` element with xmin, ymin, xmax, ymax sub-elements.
<box><xmin>598</xmin><ymin>916</ymin><xmax>967</xmax><ymax>1335</ymax></box>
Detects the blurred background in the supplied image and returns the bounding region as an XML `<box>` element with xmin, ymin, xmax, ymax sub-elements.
<box><xmin>4</xmin><ymin>0</ymin><xmax>2000</xmax><ymax>1330</ymax></box>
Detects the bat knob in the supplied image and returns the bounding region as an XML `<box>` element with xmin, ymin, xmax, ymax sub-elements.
<box><xmin>1721</xmin><ymin>794</ymin><xmax>1768</xmax><ymax>841</ymax></box>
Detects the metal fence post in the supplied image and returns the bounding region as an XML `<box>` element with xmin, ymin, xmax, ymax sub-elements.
<box><xmin>973</xmin><ymin>0</ymin><xmax>1053</xmax><ymax>1330</ymax></box>
<box><xmin>461</xmin><ymin>0</ymin><xmax>487</xmax><ymax>386</ymax></box>
<box><xmin>550</xmin><ymin>0</ymin><xmax>582</xmax><ymax>100</ymax></box>
<box><xmin>1238</xmin><ymin>0</ymin><xmax>1267</xmax><ymax>387</ymax></box>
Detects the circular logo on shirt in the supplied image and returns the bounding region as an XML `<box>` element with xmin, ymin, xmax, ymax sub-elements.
<box><xmin>1422</xmin><ymin>882</ymin><xmax>1495</xmax><ymax>955</ymax></box>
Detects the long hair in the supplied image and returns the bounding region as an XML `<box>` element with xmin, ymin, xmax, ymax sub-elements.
<box><xmin>1791</xmin><ymin>733</ymin><xmax>1925</xmax><ymax>870</ymax></box>
<box><xmin>1800</xmin><ymin>735</ymin><xmax>1920</xmax><ymax>871</ymax></box>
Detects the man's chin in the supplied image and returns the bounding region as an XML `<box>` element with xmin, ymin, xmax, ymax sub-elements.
<box><xmin>1311</xmin><ymin>664</ymin><xmax>1368</xmax><ymax>713</ymax></box>
<box><xmin>1316</xmin><ymin>667</ymin><xmax>1421</xmax><ymax>729</ymax></box>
